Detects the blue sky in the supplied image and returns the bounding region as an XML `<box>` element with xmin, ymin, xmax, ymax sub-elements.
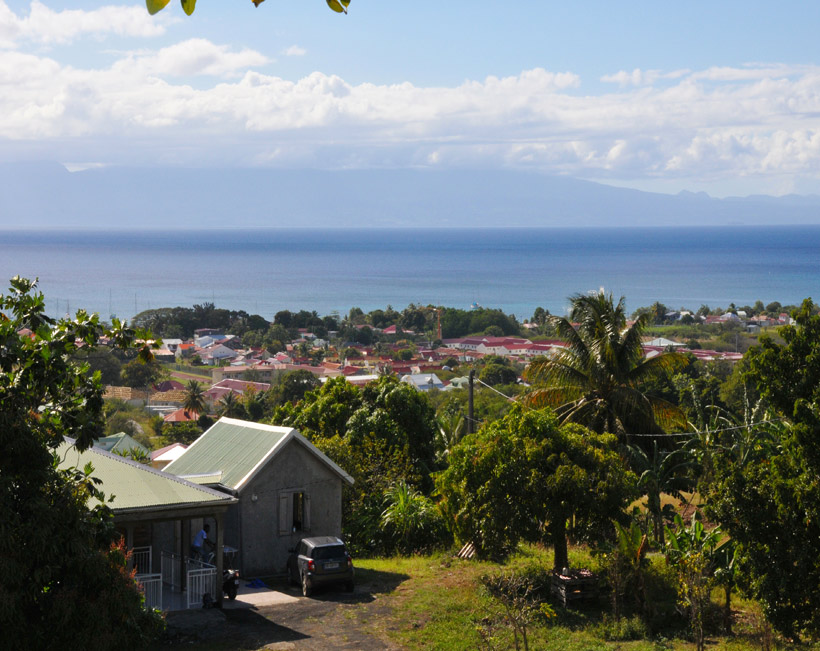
<box><xmin>3</xmin><ymin>1</ymin><xmax>820</xmax><ymax>197</ymax></box>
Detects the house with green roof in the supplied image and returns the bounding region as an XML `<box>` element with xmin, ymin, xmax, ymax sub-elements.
<box><xmin>93</xmin><ymin>431</ymin><xmax>150</xmax><ymax>458</ymax></box>
<box><xmin>59</xmin><ymin>440</ymin><xmax>236</xmax><ymax>609</ymax></box>
<box><xmin>164</xmin><ymin>417</ymin><xmax>354</xmax><ymax>577</ymax></box>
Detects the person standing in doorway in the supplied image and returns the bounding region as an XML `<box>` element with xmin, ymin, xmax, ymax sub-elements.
<box><xmin>191</xmin><ymin>523</ymin><xmax>211</xmax><ymax>561</ymax></box>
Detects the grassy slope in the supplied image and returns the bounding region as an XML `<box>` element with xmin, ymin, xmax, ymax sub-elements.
<box><xmin>354</xmin><ymin>546</ymin><xmax>816</xmax><ymax>651</ymax></box>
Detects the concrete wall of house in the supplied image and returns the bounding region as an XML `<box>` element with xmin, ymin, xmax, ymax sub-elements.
<box><xmin>236</xmin><ymin>439</ymin><xmax>344</xmax><ymax>577</ymax></box>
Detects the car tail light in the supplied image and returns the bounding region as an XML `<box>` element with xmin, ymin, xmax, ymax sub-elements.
<box><xmin>308</xmin><ymin>559</ymin><xmax>315</xmax><ymax>572</ymax></box>
<box><xmin>347</xmin><ymin>554</ymin><xmax>353</xmax><ymax>569</ymax></box>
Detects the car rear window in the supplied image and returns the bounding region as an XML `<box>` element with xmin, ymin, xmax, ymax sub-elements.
<box><xmin>312</xmin><ymin>544</ymin><xmax>346</xmax><ymax>560</ymax></box>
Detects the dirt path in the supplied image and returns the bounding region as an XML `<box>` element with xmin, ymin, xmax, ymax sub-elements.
<box><xmin>158</xmin><ymin>576</ymin><xmax>404</xmax><ymax>650</ymax></box>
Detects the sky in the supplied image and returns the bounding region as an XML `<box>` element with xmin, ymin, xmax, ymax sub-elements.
<box><xmin>3</xmin><ymin>1</ymin><xmax>820</xmax><ymax>197</ymax></box>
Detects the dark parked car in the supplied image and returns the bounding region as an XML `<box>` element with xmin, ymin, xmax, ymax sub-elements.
<box><xmin>287</xmin><ymin>536</ymin><xmax>354</xmax><ymax>596</ymax></box>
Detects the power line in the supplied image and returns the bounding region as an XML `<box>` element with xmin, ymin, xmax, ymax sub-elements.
<box><xmin>470</xmin><ymin>377</ymin><xmax>788</xmax><ymax>438</ymax></box>
<box><xmin>474</xmin><ymin>377</ymin><xmax>517</xmax><ymax>402</ymax></box>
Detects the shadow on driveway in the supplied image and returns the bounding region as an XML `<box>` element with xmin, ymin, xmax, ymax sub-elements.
<box><xmin>154</xmin><ymin>567</ymin><xmax>411</xmax><ymax>650</ymax></box>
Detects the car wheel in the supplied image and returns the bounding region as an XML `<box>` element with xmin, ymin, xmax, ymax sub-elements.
<box><xmin>301</xmin><ymin>573</ymin><xmax>312</xmax><ymax>597</ymax></box>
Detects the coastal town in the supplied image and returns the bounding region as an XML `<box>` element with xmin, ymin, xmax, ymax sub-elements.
<box><xmin>106</xmin><ymin>303</ymin><xmax>769</xmax><ymax>428</ymax></box>
<box><xmin>5</xmin><ymin>1</ymin><xmax>820</xmax><ymax>648</ymax></box>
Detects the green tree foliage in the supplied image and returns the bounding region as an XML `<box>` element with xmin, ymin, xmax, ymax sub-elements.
<box><xmin>274</xmin><ymin>376</ymin><xmax>438</xmax><ymax>553</ymax></box>
<box><xmin>162</xmin><ymin>420</ymin><xmax>203</xmax><ymax>445</ymax></box>
<box><xmin>72</xmin><ymin>346</ymin><xmax>124</xmax><ymax>385</ymax></box>
<box><xmin>707</xmin><ymin>300</ymin><xmax>820</xmax><ymax>638</ymax></box>
<box><xmin>440</xmin><ymin>306</ymin><xmax>519</xmax><ymax>338</ymax></box>
<box><xmin>746</xmin><ymin>299</ymin><xmax>820</xmax><ymax>415</ymax></box>
<box><xmin>278</xmin><ymin>369</ymin><xmax>321</xmax><ymax>405</ymax></box>
<box><xmin>524</xmin><ymin>291</ymin><xmax>687</xmax><ymax>440</ymax></box>
<box><xmin>436</xmin><ymin>406</ymin><xmax>636</xmax><ymax>566</ymax></box>
<box><xmin>120</xmin><ymin>357</ymin><xmax>165</xmax><ymax>388</ymax></box>
<box><xmin>0</xmin><ymin>277</ymin><xmax>162</xmax><ymax>649</ymax></box>
<box><xmin>132</xmin><ymin>303</ymin><xmax>267</xmax><ymax>339</ymax></box>
<box><xmin>479</xmin><ymin>362</ymin><xmax>518</xmax><ymax>386</ymax></box>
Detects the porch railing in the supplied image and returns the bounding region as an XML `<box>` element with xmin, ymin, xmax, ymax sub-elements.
<box><xmin>132</xmin><ymin>545</ymin><xmax>152</xmax><ymax>575</ymax></box>
<box><xmin>161</xmin><ymin>551</ymin><xmax>183</xmax><ymax>591</ymax></box>
<box><xmin>186</xmin><ymin>557</ymin><xmax>218</xmax><ymax>608</ymax></box>
<box><xmin>160</xmin><ymin>551</ymin><xmax>218</xmax><ymax>609</ymax></box>
<box><xmin>136</xmin><ymin>573</ymin><xmax>162</xmax><ymax>611</ymax></box>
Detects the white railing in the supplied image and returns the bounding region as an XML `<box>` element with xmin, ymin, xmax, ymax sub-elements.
<box><xmin>161</xmin><ymin>551</ymin><xmax>183</xmax><ymax>591</ymax></box>
<box><xmin>160</xmin><ymin>551</ymin><xmax>218</xmax><ymax>609</ymax></box>
<box><xmin>132</xmin><ymin>546</ymin><xmax>152</xmax><ymax>575</ymax></box>
<box><xmin>136</xmin><ymin>573</ymin><xmax>162</xmax><ymax>611</ymax></box>
<box><xmin>186</xmin><ymin>557</ymin><xmax>218</xmax><ymax>609</ymax></box>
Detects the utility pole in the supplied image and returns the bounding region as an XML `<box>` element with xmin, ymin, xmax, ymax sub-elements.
<box><xmin>468</xmin><ymin>369</ymin><xmax>475</xmax><ymax>434</ymax></box>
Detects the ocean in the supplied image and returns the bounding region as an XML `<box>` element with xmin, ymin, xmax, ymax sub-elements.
<box><xmin>0</xmin><ymin>226</ymin><xmax>818</xmax><ymax>322</ymax></box>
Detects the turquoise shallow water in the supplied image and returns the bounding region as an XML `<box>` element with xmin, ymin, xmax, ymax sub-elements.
<box><xmin>0</xmin><ymin>226</ymin><xmax>818</xmax><ymax>321</ymax></box>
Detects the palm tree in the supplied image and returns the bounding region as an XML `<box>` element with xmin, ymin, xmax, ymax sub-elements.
<box><xmin>434</xmin><ymin>411</ymin><xmax>466</xmax><ymax>465</ymax></box>
<box><xmin>182</xmin><ymin>380</ymin><xmax>206</xmax><ymax>416</ymax></box>
<box><xmin>523</xmin><ymin>291</ymin><xmax>687</xmax><ymax>440</ymax></box>
<box><xmin>217</xmin><ymin>391</ymin><xmax>246</xmax><ymax>419</ymax></box>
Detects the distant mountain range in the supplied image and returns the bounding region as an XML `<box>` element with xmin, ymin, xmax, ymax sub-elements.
<box><xmin>2</xmin><ymin>162</ymin><xmax>819</xmax><ymax>229</ymax></box>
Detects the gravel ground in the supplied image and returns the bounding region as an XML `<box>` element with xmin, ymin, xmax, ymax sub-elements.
<box><xmin>157</xmin><ymin>578</ymin><xmax>403</xmax><ymax>651</ymax></box>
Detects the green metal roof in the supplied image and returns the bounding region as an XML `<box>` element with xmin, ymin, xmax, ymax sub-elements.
<box><xmin>164</xmin><ymin>417</ymin><xmax>353</xmax><ymax>491</ymax></box>
<box><xmin>93</xmin><ymin>432</ymin><xmax>149</xmax><ymax>456</ymax></box>
<box><xmin>58</xmin><ymin>440</ymin><xmax>233</xmax><ymax>512</ymax></box>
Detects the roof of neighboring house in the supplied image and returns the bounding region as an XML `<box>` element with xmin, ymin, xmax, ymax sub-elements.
<box><xmin>344</xmin><ymin>374</ymin><xmax>380</xmax><ymax>386</ymax></box>
<box><xmin>154</xmin><ymin>380</ymin><xmax>185</xmax><ymax>392</ymax></box>
<box><xmin>104</xmin><ymin>386</ymin><xmax>150</xmax><ymax>401</ymax></box>
<box><xmin>150</xmin><ymin>442</ymin><xmax>188</xmax><ymax>462</ymax></box>
<box><xmin>211</xmin><ymin>379</ymin><xmax>271</xmax><ymax>394</ymax></box>
<box><xmin>645</xmin><ymin>337</ymin><xmax>687</xmax><ymax>348</ymax></box>
<box><xmin>149</xmin><ymin>389</ymin><xmax>187</xmax><ymax>404</ymax></box>
<box><xmin>163</xmin><ymin>408</ymin><xmax>199</xmax><ymax>423</ymax></box>
<box><xmin>58</xmin><ymin>440</ymin><xmax>233</xmax><ymax>513</ymax></box>
<box><xmin>401</xmin><ymin>373</ymin><xmax>445</xmax><ymax>390</ymax></box>
<box><xmin>93</xmin><ymin>432</ymin><xmax>149</xmax><ymax>456</ymax></box>
<box><xmin>164</xmin><ymin>417</ymin><xmax>354</xmax><ymax>491</ymax></box>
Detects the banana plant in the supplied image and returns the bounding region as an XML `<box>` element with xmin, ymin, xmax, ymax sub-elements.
<box><xmin>626</xmin><ymin>439</ymin><xmax>694</xmax><ymax>545</ymax></box>
<box><xmin>664</xmin><ymin>512</ymin><xmax>724</xmax><ymax>651</ymax></box>
<box><xmin>664</xmin><ymin>512</ymin><xmax>721</xmax><ymax>565</ymax></box>
<box><xmin>600</xmin><ymin>521</ymin><xmax>649</xmax><ymax>619</ymax></box>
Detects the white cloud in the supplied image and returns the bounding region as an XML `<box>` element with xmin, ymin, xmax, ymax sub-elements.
<box><xmin>0</xmin><ymin>1</ymin><xmax>168</xmax><ymax>48</ymax></box>
<box><xmin>601</xmin><ymin>68</ymin><xmax>689</xmax><ymax>87</ymax></box>
<box><xmin>282</xmin><ymin>45</ymin><xmax>306</xmax><ymax>57</ymax></box>
<box><xmin>4</xmin><ymin>47</ymin><xmax>820</xmax><ymax>191</ymax></box>
<box><xmin>113</xmin><ymin>39</ymin><xmax>269</xmax><ymax>78</ymax></box>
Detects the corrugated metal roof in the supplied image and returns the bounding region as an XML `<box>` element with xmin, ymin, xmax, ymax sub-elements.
<box><xmin>165</xmin><ymin>417</ymin><xmax>354</xmax><ymax>491</ymax></box>
<box><xmin>58</xmin><ymin>440</ymin><xmax>232</xmax><ymax>511</ymax></box>
<box><xmin>181</xmin><ymin>472</ymin><xmax>224</xmax><ymax>485</ymax></box>
<box><xmin>164</xmin><ymin>418</ymin><xmax>294</xmax><ymax>490</ymax></box>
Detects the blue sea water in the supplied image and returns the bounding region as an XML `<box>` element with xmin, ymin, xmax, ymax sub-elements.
<box><xmin>0</xmin><ymin>226</ymin><xmax>818</xmax><ymax>322</ymax></box>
